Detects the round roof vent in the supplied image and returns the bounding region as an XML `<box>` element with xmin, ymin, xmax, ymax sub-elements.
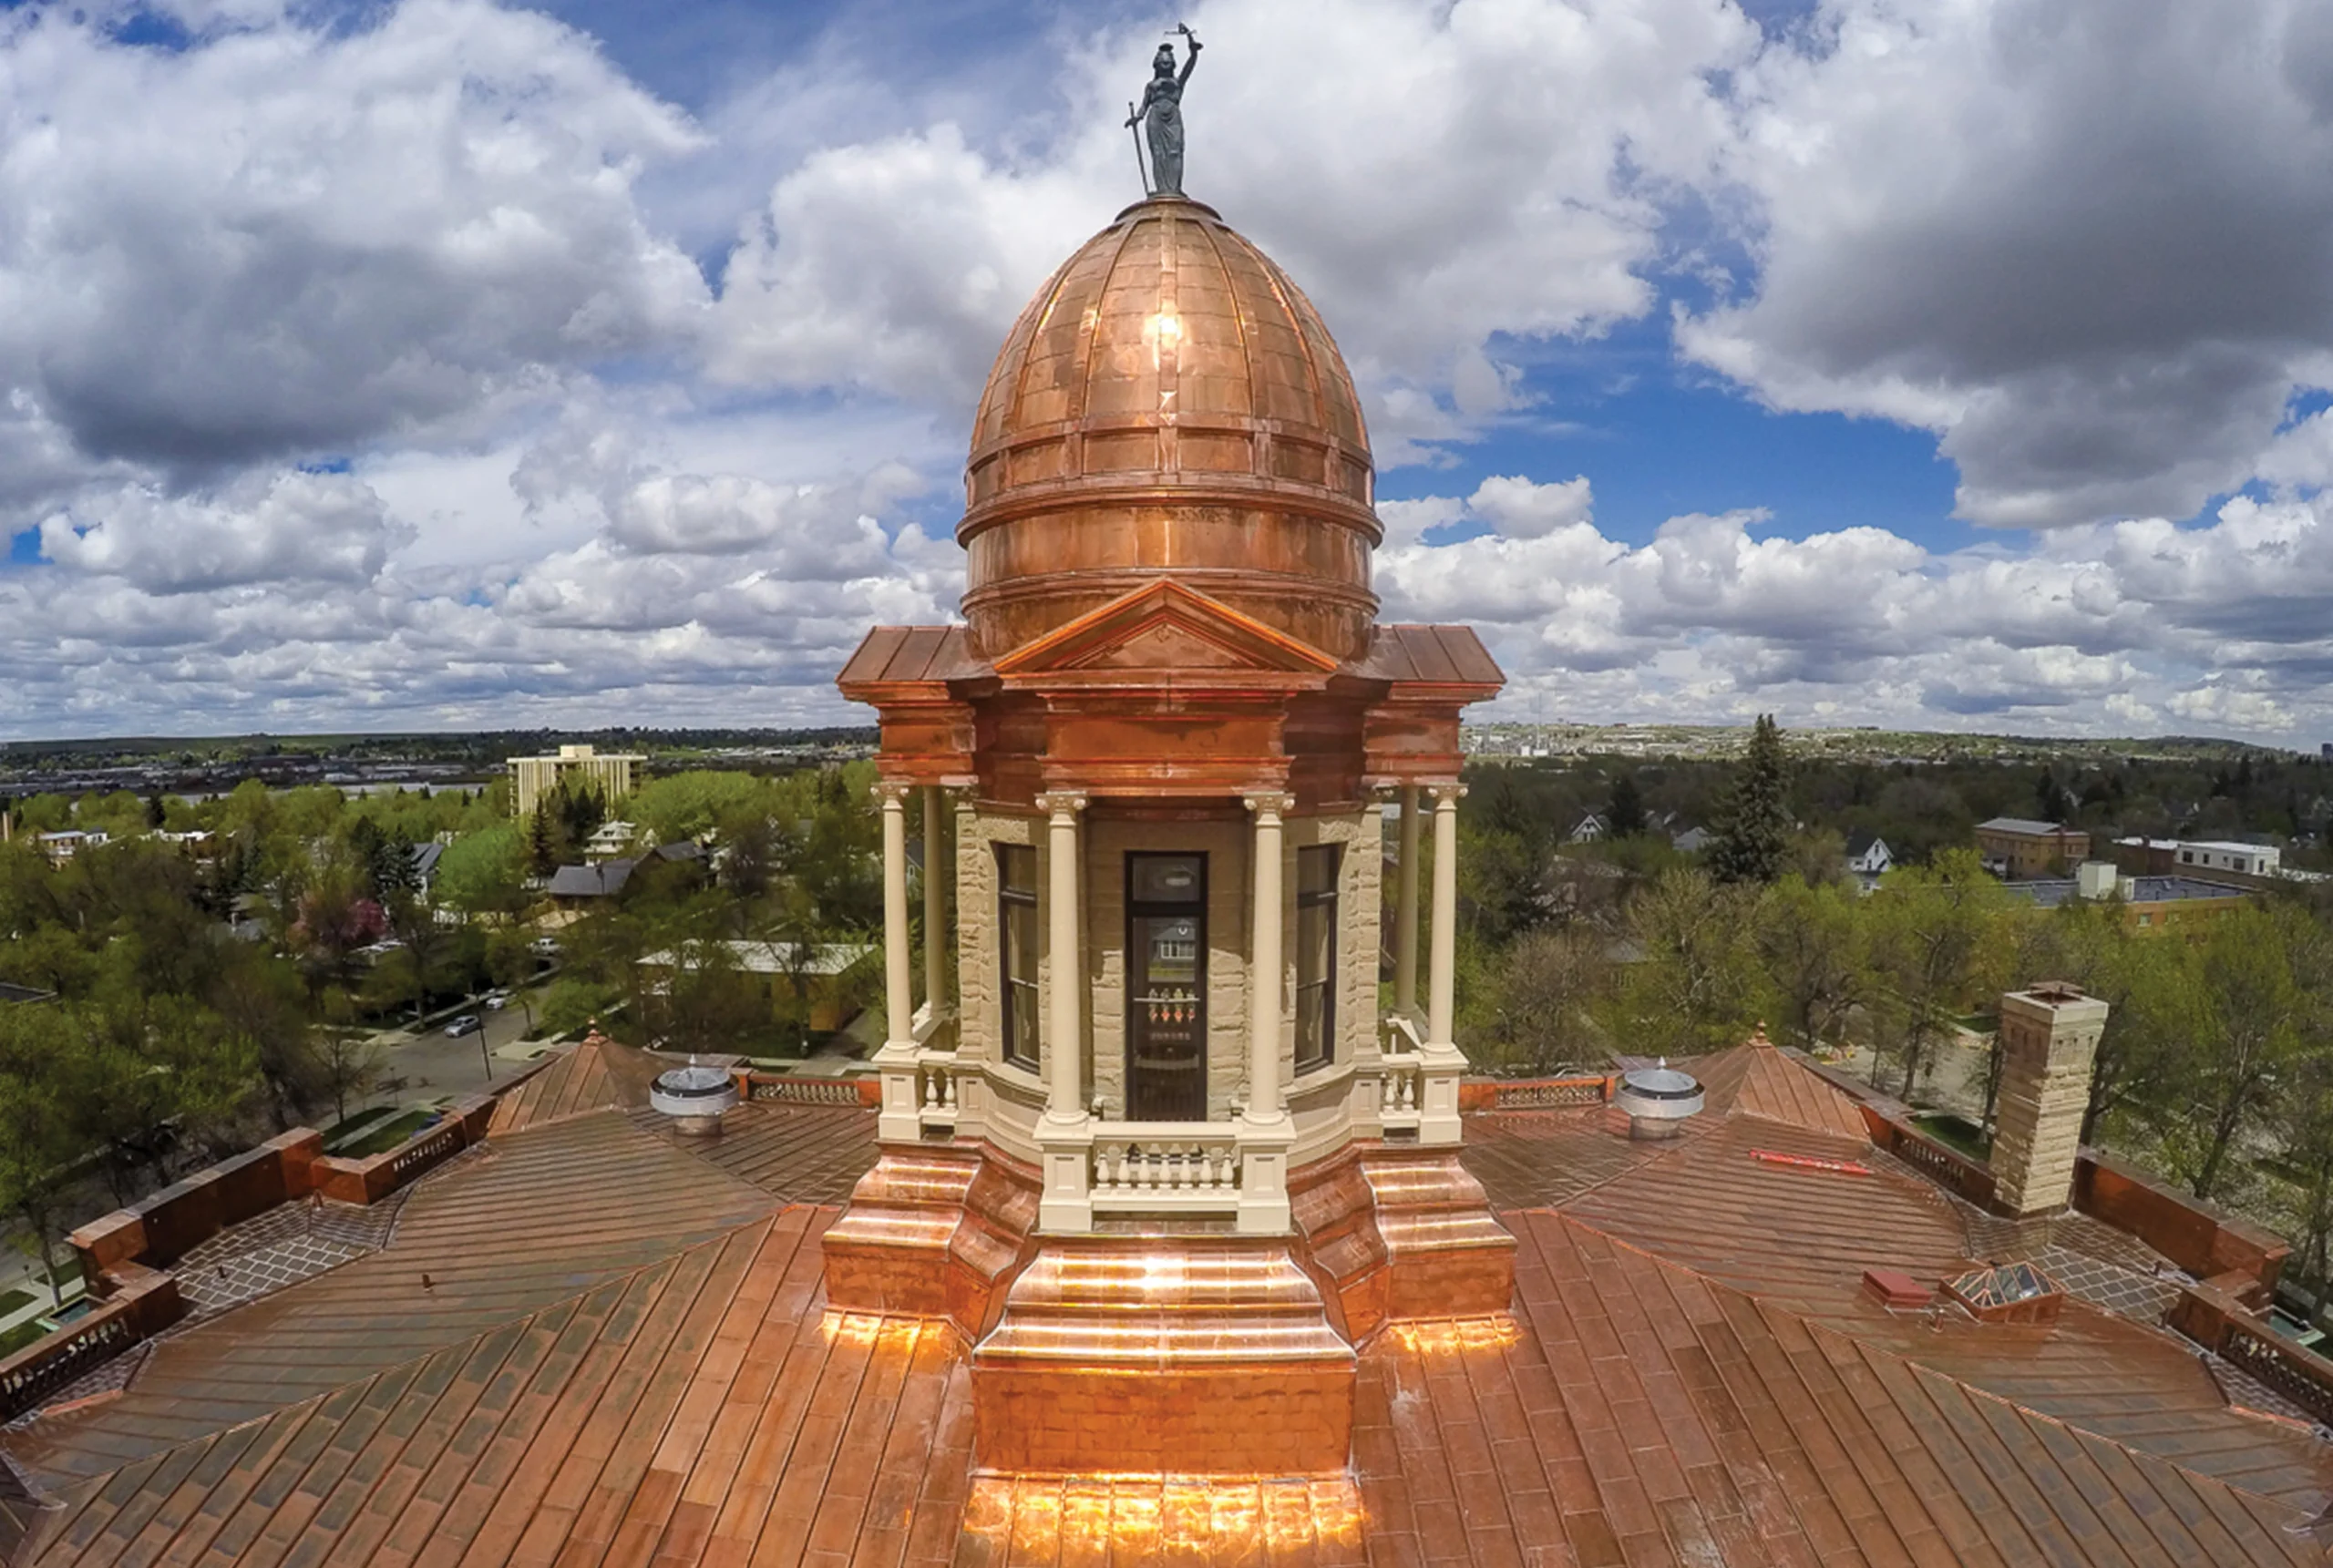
<box><xmin>1614</xmin><ymin>1060</ymin><xmax>1704</xmax><ymax>1141</ymax></box>
<box><xmin>651</xmin><ymin>1062</ymin><xmax>738</xmax><ymax>1137</ymax></box>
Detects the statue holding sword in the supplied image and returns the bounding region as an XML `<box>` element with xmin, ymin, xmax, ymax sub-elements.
<box><xmin>1127</xmin><ymin>25</ymin><xmax>1202</xmax><ymax>198</ymax></box>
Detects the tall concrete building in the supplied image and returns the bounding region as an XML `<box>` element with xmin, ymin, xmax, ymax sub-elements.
<box><xmin>507</xmin><ymin>742</ymin><xmax>642</xmax><ymax>817</ymax></box>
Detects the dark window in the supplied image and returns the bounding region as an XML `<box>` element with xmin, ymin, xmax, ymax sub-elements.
<box><xmin>998</xmin><ymin>844</ymin><xmax>1039</xmax><ymax>1069</ymax></box>
<box><xmin>1127</xmin><ymin>854</ymin><xmax>1208</xmax><ymax>1120</ymax></box>
<box><xmin>1295</xmin><ymin>844</ymin><xmax>1340</xmax><ymax>1071</ymax></box>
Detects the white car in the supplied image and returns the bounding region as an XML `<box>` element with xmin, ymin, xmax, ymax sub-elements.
<box><xmin>482</xmin><ymin>990</ymin><xmax>511</xmax><ymax>1010</ymax></box>
<box><xmin>444</xmin><ymin>1014</ymin><xmax>483</xmax><ymax>1038</ymax></box>
<box><xmin>529</xmin><ymin>937</ymin><xmax>562</xmax><ymax>958</ymax></box>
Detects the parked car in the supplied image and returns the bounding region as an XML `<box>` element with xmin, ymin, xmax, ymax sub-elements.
<box><xmin>482</xmin><ymin>990</ymin><xmax>511</xmax><ymax>1010</ymax></box>
<box><xmin>529</xmin><ymin>937</ymin><xmax>562</xmax><ymax>958</ymax></box>
<box><xmin>444</xmin><ymin>1014</ymin><xmax>483</xmax><ymax>1038</ymax></box>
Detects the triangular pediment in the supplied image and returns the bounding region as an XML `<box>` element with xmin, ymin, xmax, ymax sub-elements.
<box><xmin>992</xmin><ymin>579</ymin><xmax>1341</xmax><ymax>677</ymax></box>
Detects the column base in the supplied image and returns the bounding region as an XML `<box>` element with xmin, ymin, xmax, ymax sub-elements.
<box><xmin>1290</xmin><ymin>1143</ymin><xmax>1516</xmax><ymax>1339</ymax></box>
<box><xmin>871</xmin><ymin>1039</ymin><xmax>923</xmax><ymax>1143</ymax></box>
<box><xmin>972</xmin><ymin>1233</ymin><xmax>1354</xmax><ymax>1474</ymax></box>
<box><xmin>1235</xmin><ymin>1109</ymin><xmax>1296</xmax><ymax>1235</ymax></box>
<box><xmin>819</xmin><ymin>1140</ymin><xmax>1041</xmax><ymax>1337</ymax></box>
<box><xmin>1035</xmin><ymin>1111</ymin><xmax>1095</xmax><ymax>1234</ymax></box>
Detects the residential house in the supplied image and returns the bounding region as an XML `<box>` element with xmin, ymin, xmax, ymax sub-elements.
<box><xmin>1845</xmin><ymin>830</ymin><xmax>1893</xmax><ymax>892</ymax></box>
<box><xmin>1566</xmin><ymin>813</ymin><xmax>1608</xmax><ymax>844</ymax></box>
<box><xmin>1670</xmin><ymin>825</ymin><xmax>1711</xmax><ymax>854</ymax></box>
<box><xmin>635</xmin><ymin>938</ymin><xmax>879</xmax><ymax>1035</ymax></box>
<box><xmin>35</xmin><ymin>829</ymin><xmax>108</xmax><ymax>866</ymax></box>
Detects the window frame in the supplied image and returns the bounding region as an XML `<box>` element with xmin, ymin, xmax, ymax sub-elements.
<box><xmin>1294</xmin><ymin>843</ymin><xmax>1341</xmax><ymax>1073</ymax></box>
<box><xmin>996</xmin><ymin>843</ymin><xmax>1040</xmax><ymax>1071</ymax></box>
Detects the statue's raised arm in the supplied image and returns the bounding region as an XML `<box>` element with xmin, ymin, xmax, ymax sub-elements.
<box><xmin>1131</xmin><ymin>28</ymin><xmax>1200</xmax><ymax>198</ymax></box>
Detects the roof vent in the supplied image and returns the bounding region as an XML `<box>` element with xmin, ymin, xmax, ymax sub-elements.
<box><xmin>1614</xmin><ymin>1060</ymin><xmax>1704</xmax><ymax>1141</ymax></box>
<box><xmin>651</xmin><ymin>1061</ymin><xmax>738</xmax><ymax>1138</ymax></box>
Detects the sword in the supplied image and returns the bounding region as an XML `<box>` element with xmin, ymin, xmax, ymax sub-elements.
<box><xmin>1127</xmin><ymin>98</ymin><xmax>1150</xmax><ymax>194</ymax></box>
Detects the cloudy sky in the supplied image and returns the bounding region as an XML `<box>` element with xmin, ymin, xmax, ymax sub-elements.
<box><xmin>5</xmin><ymin>0</ymin><xmax>2333</xmax><ymax>745</ymax></box>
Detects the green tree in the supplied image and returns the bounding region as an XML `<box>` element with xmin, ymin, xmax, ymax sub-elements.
<box><xmin>1755</xmin><ymin>874</ymin><xmax>1866</xmax><ymax>1050</ymax></box>
<box><xmin>2167</xmin><ymin>904</ymin><xmax>2328</xmax><ymax>1201</ymax></box>
<box><xmin>1605</xmin><ymin>773</ymin><xmax>1646</xmax><ymax>839</ymax></box>
<box><xmin>1709</xmin><ymin>715</ymin><xmax>1792</xmax><ymax>886</ymax></box>
<box><xmin>1604</xmin><ymin>867</ymin><xmax>1765</xmax><ymax>1057</ymax></box>
<box><xmin>1864</xmin><ymin>850</ymin><xmax>2012</xmax><ymax>1098</ymax></box>
<box><xmin>435</xmin><ymin>825</ymin><xmax>529</xmax><ymax>920</ymax></box>
<box><xmin>1485</xmin><ymin>923</ymin><xmax>1612</xmax><ymax>1072</ymax></box>
<box><xmin>0</xmin><ymin>1007</ymin><xmax>86</xmax><ymax>1307</ymax></box>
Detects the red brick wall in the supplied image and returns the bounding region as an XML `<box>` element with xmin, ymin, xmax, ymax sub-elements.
<box><xmin>2075</xmin><ymin>1152</ymin><xmax>2288</xmax><ymax>1291</ymax></box>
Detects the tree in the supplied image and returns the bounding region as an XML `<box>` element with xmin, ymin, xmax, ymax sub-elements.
<box><xmin>1605</xmin><ymin>773</ymin><xmax>1646</xmax><ymax>840</ymax></box>
<box><xmin>1604</xmin><ymin>867</ymin><xmax>1765</xmax><ymax>1057</ymax></box>
<box><xmin>435</xmin><ymin>825</ymin><xmax>529</xmax><ymax>920</ymax></box>
<box><xmin>1863</xmin><ymin>850</ymin><xmax>2012</xmax><ymax>1098</ymax></box>
<box><xmin>315</xmin><ymin>1028</ymin><xmax>385</xmax><ymax>1126</ymax></box>
<box><xmin>1487</xmin><ymin>924</ymin><xmax>1612</xmax><ymax>1072</ymax></box>
<box><xmin>1709</xmin><ymin>715</ymin><xmax>1791</xmax><ymax>886</ymax></box>
<box><xmin>2168</xmin><ymin>904</ymin><xmax>2328</xmax><ymax>1201</ymax></box>
<box><xmin>0</xmin><ymin>1009</ymin><xmax>86</xmax><ymax>1307</ymax></box>
<box><xmin>1754</xmin><ymin>874</ymin><xmax>1865</xmax><ymax>1051</ymax></box>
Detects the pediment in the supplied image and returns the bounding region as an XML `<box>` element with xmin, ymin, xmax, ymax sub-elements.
<box><xmin>992</xmin><ymin>579</ymin><xmax>1340</xmax><ymax>678</ymax></box>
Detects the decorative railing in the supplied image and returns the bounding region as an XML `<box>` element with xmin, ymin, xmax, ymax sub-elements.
<box><xmin>388</xmin><ymin>1124</ymin><xmax>462</xmax><ymax>1185</ymax></box>
<box><xmin>0</xmin><ymin>1300</ymin><xmax>135</xmax><ymax>1422</ymax></box>
<box><xmin>1089</xmin><ymin>1122</ymin><xmax>1243</xmax><ymax>1211</ymax></box>
<box><xmin>1485</xmin><ymin>1077</ymin><xmax>1611</xmax><ymax>1111</ymax></box>
<box><xmin>747</xmin><ymin>1076</ymin><xmax>873</xmax><ymax>1107</ymax></box>
<box><xmin>1379</xmin><ymin>1051</ymin><xmax>1424</xmax><ymax>1132</ymax></box>
<box><xmin>2221</xmin><ymin>1319</ymin><xmax>2333</xmax><ymax>1425</ymax></box>
<box><xmin>1855</xmin><ymin>1104</ymin><xmax>1999</xmax><ymax>1207</ymax></box>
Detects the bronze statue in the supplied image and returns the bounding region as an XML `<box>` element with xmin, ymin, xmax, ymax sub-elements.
<box><xmin>1127</xmin><ymin>26</ymin><xmax>1201</xmax><ymax>197</ymax></box>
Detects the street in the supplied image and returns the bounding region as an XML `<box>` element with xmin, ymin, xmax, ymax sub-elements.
<box><xmin>356</xmin><ymin>980</ymin><xmax>557</xmax><ymax>1112</ymax></box>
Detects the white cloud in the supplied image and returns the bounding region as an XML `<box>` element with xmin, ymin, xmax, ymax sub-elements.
<box><xmin>0</xmin><ymin>0</ymin><xmax>706</xmax><ymax>488</ymax></box>
<box><xmin>1687</xmin><ymin>0</ymin><xmax>2333</xmax><ymax>527</ymax></box>
<box><xmin>36</xmin><ymin>471</ymin><xmax>411</xmax><ymax>592</ymax></box>
<box><xmin>1379</xmin><ymin>478</ymin><xmax>2333</xmax><ymax>740</ymax></box>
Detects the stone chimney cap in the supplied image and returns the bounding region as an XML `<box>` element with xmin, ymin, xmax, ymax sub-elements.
<box><xmin>2024</xmin><ymin>980</ymin><xmax>2085</xmax><ymax>1003</ymax></box>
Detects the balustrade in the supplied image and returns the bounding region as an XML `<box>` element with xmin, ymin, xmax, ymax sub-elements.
<box><xmin>1089</xmin><ymin>1123</ymin><xmax>1243</xmax><ymax>1212</ymax></box>
<box><xmin>0</xmin><ymin>1302</ymin><xmax>135</xmax><ymax>1422</ymax></box>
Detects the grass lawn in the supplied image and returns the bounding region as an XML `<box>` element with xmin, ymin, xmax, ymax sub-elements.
<box><xmin>0</xmin><ymin>1287</ymin><xmax>35</xmax><ymax>1317</ymax></box>
<box><xmin>1915</xmin><ymin>1111</ymin><xmax>1992</xmax><ymax>1161</ymax></box>
<box><xmin>321</xmin><ymin>1105</ymin><xmax>399</xmax><ymax>1152</ymax></box>
<box><xmin>0</xmin><ymin>1317</ymin><xmax>54</xmax><ymax>1358</ymax></box>
<box><xmin>338</xmin><ymin>1108</ymin><xmax>444</xmax><ymax>1159</ymax></box>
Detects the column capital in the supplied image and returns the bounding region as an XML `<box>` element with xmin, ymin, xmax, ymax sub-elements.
<box><xmin>1427</xmin><ymin>781</ymin><xmax>1468</xmax><ymax>805</ymax></box>
<box><xmin>1242</xmin><ymin>791</ymin><xmax>1296</xmax><ymax>819</ymax></box>
<box><xmin>873</xmin><ymin>778</ymin><xmax>918</xmax><ymax>804</ymax></box>
<box><xmin>1033</xmin><ymin>790</ymin><xmax>1088</xmax><ymax>817</ymax></box>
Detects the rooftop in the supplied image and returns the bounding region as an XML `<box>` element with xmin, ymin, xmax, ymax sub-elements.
<box><xmin>2008</xmin><ymin>876</ymin><xmax>2255</xmax><ymax>907</ymax></box>
<box><xmin>1977</xmin><ymin>816</ymin><xmax>2081</xmax><ymax>836</ymax></box>
<box><xmin>2</xmin><ymin>1033</ymin><xmax>2326</xmax><ymax>1564</ymax></box>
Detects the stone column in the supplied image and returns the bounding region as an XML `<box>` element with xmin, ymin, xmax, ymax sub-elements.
<box><xmin>1246</xmin><ymin>793</ymin><xmax>1291</xmax><ymax>1118</ymax></box>
<box><xmin>872</xmin><ymin>781</ymin><xmax>921</xmax><ymax>1142</ymax></box>
<box><xmin>1394</xmin><ymin>784</ymin><xmax>1421</xmax><ymax>1025</ymax></box>
<box><xmin>1238</xmin><ymin>792</ymin><xmax>1297</xmax><ymax>1235</ymax></box>
<box><xmin>1034</xmin><ymin>791</ymin><xmax>1093</xmax><ymax>1231</ymax></box>
<box><xmin>1991</xmin><ymin>981</ymin><xmax>2111</xmax><ymax>1215</ymax></box>
<box><xmin>1421</xmin><ymin>783</ymin><xmax>1467</xmax><ymax>1143</ymax></box>
<box><xmin>922</xmin><ymin>786</ymin><xmax>947</xmax><ymax>1028</ymax></box>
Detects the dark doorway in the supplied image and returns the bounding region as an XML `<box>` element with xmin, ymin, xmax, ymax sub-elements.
<box><xmin>1126</xmin><ymin>853</ymin><xmax>1207</xmax><ymax>1121</ymax></box>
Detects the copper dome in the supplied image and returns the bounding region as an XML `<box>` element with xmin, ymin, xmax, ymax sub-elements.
<box><xmin>958</xmin><ymin>196</ymin><xmax>1381</xmax><ymax>662</ymax></box>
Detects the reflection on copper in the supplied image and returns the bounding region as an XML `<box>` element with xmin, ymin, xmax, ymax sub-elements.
<box><xmin>818</xmin><ymin>1308</ymin><xmax>884</xmax><ymax>1348</ymax></box>
<box><xmin>1388</xmin><ymin>1314</ymin><xmax>1522</xmax><ymax>1357</ymax></box>
<box><xmin>960</xmin><ymin>1472</ymin><xmax>1365</xmax><ymax>1558</ymax></box>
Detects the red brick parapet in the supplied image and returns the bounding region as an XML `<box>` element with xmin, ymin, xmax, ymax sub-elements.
<box><xmin>2074</xmin><ymin>1151</ymin><xmax>2289</xmax><ymax>1295</ymax></box>
<box><xmin>1457</xmin><ymin>1074</ymin><xmax>1613</xmax><ymax>1113</ymax></box>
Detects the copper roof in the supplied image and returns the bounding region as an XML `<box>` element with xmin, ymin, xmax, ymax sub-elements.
<box><xmin>5</xmin><ymin>1037</ymin><xmax>2327</xmax><ymax>1565</ymax></box>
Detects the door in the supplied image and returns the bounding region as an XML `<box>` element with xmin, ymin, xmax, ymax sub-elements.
<box><xmin>1126</xmin><ymin>853</ymin><xmax>1207</xmax><ymax>1121</ymax></box>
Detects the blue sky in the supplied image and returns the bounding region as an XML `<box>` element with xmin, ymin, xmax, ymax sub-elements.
<box><xmin>3</xmin><ymin>0</ymin><xmax>2333</xmax><ymax>744</ymax></box>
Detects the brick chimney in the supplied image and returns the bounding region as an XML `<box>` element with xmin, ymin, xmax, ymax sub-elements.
<box><xmin>1990</xmin><ymin>980</ymin><xmax>2110</xmax><ymax>1216</ymax></box>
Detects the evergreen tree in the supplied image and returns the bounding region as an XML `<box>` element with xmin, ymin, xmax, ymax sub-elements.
<box><xmin>2034</xmin><ymin>769</ymin><xmax>2071</xmax><ymax>823</ymax></box>
<box><xmin>1709</xmin><ymin>715</ymin><xmax>1791</xmax><ymax>885</ymax></box>
<box><xmin>1606</xmin><ymin>772</ymin><xmax>1646</xmax><ymax>839</ymax></box>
